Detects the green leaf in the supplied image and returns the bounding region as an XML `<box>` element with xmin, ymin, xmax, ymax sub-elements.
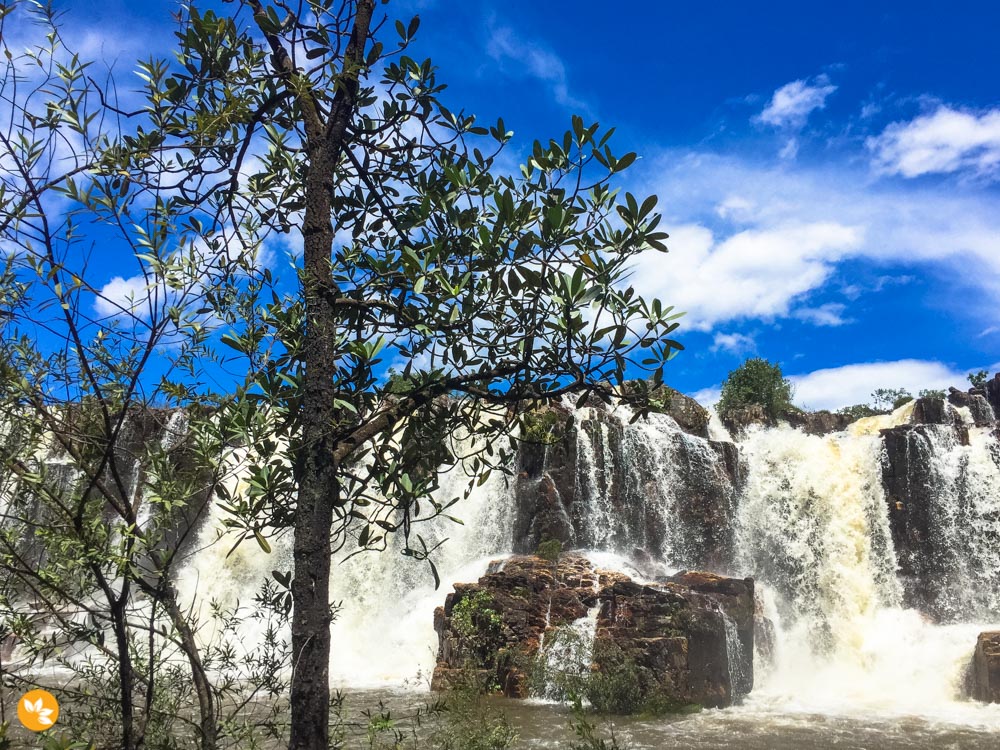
<box><xmin>254</xmin><ymin>531</ymin><xmax>272</xmax><ymax>554</ymax></box>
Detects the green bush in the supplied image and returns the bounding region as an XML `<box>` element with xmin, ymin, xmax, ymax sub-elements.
<box><xmin>535</xmin><ymin>538</ymin><xmax>563</xmax><ymax>562</ymax></box>
<box><xmin>520</xmin><ymin>408</ymin><xmax>566</xmax><ymax>444</ymax></box>
<box><xmin>870</xmin><ymin>387</ymin><xmax>912</xmax><ymax>413</ymax></box>
<box><xmin>968</xmin><ymin>370</ymin><xmax>989</xmax><ymax>387</ymax></box>
<box><xmin>717</xmin><ymin>358</ymin><xmax>794</xmax><ymax>421</ymax></box>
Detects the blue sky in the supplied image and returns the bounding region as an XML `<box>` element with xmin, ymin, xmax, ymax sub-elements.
<box><xmin>13</xmin><ymin>0</ymin><xmax>1000</xmax><ymax>410</ymax></box>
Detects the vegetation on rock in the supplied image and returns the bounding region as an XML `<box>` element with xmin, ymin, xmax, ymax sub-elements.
<box><xmin>717</xmin><ymin>358</ymin><xmax>794</xmax><ymax>422</ymax></box>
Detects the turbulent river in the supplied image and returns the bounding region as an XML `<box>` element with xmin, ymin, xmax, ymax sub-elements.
<box><xmin>169</xmin><ymin>401</ymin><xmax>1000</xmax><ymax>748</ymax></box>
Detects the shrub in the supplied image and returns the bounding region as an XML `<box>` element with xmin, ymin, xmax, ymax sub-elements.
<box><xmin>968</xmin><ymin>370</ymin><xmax>989</xmax><ymax>387</ymax></box>
<box><xmin>536</xmin><ymin>538</ymin><xmax>563</xmax><ymax>562</ymax></box>
<box><xmin>717</xmin><ymin>358</ymin><xmax>794</xmax><ymax>421</ymax></box>
<box><xmin>871</xmin><ymin>387</ymin><xmax>912</xmax><ymax>413</ymax></box>
<box><xmin>520</xmin><ymin>408</ymin><xmax>566</xmax><ymax>444</ymax></box>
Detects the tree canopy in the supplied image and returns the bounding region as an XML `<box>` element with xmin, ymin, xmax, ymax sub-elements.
<box><xmin>717</xmin><ymin>358</ymin><xmax>794</xmax><ymax>422</ymax></box>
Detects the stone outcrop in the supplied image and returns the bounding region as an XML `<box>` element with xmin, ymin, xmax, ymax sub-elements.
<box><xmin>659</xmin><ymin>387</ymin><xmax>711</xmax><ymax>439</ymax></box>
<box><xmin>720</xmin><ymin>404</ymin><xmax>769</xmax><ymax>436</ymax></box>
<box><xmin>881</xmin><ymin>422</ymin><xmax>955</xmax><ymax>616</ymax></box>
<box><xmin>781</xmin><ymin>409</ymin><xmax>854</xmax><ymax>436</ymax></box>
<box><xmin>511</xmin><ymin>402</ymin><xmax>743</xmax><ymax>571</ymax></box>
<box><xmin>431</xmin><ymin>554</ymin><xmax>756</xmax><ymax>708</ymax></box>
<box><xmin>969</xmin><ymin>632</ymin><xmax>1000</xmax><ymax>703</ymax></box>
<box><xmin>880</xmin><ymin>394</ymin><xmax>1000</xmax><ymax>619</ymax></box>
<box><xmin>984</xmin><ymin>374</ymin><xmax>1000</xmax><ymax>420</ymax></box>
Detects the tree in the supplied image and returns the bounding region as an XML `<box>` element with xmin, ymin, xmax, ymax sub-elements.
<box><xmin>717</xmin><ymin>358</ymin><xmax>793</xmax><ymax>421</ymax></box>
<box><xmin>968</xmin><ymin>370</ymin><xmax>989</xmax><ymax>388</ymax></box>
<box><xmin>871</xmin><ymin>388</ymin><xmax>912</xmax><ymax>413</ymax></box>
<box><xmin>0</xmin><ymin>5</ymin><xmax>288</xmax><ymax>747</ymax></box>
<box><xmin>1</xmin><ymin>2</ymin><xmax>684</xmax><ymax>749</ymax></box>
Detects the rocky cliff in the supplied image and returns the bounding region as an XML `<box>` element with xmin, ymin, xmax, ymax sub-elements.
<box><xmin>431</xmin><ymin>554</ymin><xmax>756</xmax><ymax>709</ymax></box>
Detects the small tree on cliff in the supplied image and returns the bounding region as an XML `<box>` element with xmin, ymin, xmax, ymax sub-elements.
<box><xmin>1</xmin><ymin>2</ymin><xmax>683</xmax><ymax>749</ymax></box>
<box><xmin>717</xmin><ymin>358</ymin><xmax>794</xmax><ymax>422</ymax></box>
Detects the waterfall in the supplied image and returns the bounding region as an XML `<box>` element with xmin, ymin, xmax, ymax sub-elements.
<box><xmin>722</xmin><ymin>611</ymin><xmax>747</xmax><ymax>699</ymax></box>
<box><xmin>735</xmin><ymin>412</ymin><xmax>1000</xmax><ymax>720</ymax></box>
<box><xmin>904</xmin><ymin>424</ymin><xmax>1000</xmax><ymax>619</ymax></box>
<box><xmin>537</xmin><ymin>605</ymin><xmax>601</xmax><ymax>701</ymax></box>
<box><xmin>735</xmin><ymin>424</ymin><xmax>902</xmax><ymax>653</ymax></box>
<box><xmin>176</xmin><ymin>430</ymin><xmax>517</xmax><ymax>687</ymax></box>
<box><xmin>567</xmin><ymin>405</ymin><xmax>740</xmax><ymax>569</ymax></box>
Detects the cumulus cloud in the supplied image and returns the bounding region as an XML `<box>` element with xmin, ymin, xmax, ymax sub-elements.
<box><xmin>711</xmin><ymin>332</ymin><xmax>755</xmax><ymax>355</ymax></box>
<box><xmin>628</xmin><ymin>220</ymin><xmax>863</xmax><ymax>330</ymax></box>
<box><xmin>636</xmin><ymin>151</ymin><xmax>1000</xmax><ymax>328</ymax></box>
<box><xmin>793</xmin><ymin>302</ymin><xmax>850</xmax><ymax>327</ymax></box>
<box><xmin>788</xmin><ymin>359</ymin><xmax>990</xmax><ymax>411</ymax></box>
<box><xmin>756</xmin><ymin>76</ymin><xmax>838</xmax><ymax>129</ymax></box>
<box><xmin>867</xmin><ymin>106</ymin><xmax>1000</xmax><ymax>179</ymax></box>
<box><xmin>94</xmin><ymin>275</ymin><xmax>152</xmax><ymax>319</ymax></box>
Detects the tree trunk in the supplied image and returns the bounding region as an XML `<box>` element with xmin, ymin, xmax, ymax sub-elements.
<box><xmin>111</xmin><ymin>600</ymin><xmax>136</xmax><ymax>750</ymax></box>
<box><xmin>286</xmin><ymin>4</ymin><xmax>374</xmax><ymax>749</ymax></box>
<box><xmin>162</xmin><ymin>584</ymin><xmax>217</xmax><ymax>750</ymax></box>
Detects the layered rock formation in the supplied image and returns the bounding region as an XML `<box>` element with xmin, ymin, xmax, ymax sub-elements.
<box><xmin>512</xmin><ymin>401</ymin><xmax>743</xmax><ymax>572</ymax></box>
<box><xmin>431</xmin><ymin>554</ymin><xmax>755</xmax><ymax>709</ymax></box>
<box><xmin>880</xmin><ymin>396</ymin><xmax>1000</xmax><ymax>619</ymax></box>
<box><xmin>969</xmin><ymin>632</ymin><xmax>1000</xmax><ymax>703</ymax></box>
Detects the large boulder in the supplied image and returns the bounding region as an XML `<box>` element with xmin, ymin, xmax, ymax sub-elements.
<box><xmin>720</xmin><ymin>404</ymin><xmax>769</xmax><ymax>436</ymax></box>
<box><xmin>781</xmin><ymin>409</ymin><xmax>854</xmax><ymax>436</ymax></box>
<box><xmin>431</xmin><ymin>554</ymin><xmax>756</xmax><ymax>709</ymax></box>
<box><xmin>969</xmin><ymin>632</ymin><xmax>1000</xmax><ymax>703</ymax></box>
<box><xmin>984</xmin><ymin>374</ymin><xmax>1000</xmax><ymax>419</ymax></box>
<box><xmin>660</xmin><ymin>387</ymin><xmax>711</xmax><ymax>439</ymax></box>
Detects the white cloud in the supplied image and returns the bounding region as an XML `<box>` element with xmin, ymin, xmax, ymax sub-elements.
<box><xmin>715</xmin><ymin>195</ymin><xmax>756</xmax><ymax>221</ymax></box>
<box><xmin>793</xmin><ymin>302</ymin><xmax>850</xmax><ymax>327</ymax></box>
<box><xmin>867</xmin><ymin>106</ymin><xmax>1000</xmax><ymax>179</ymax></box>
<box><xmin>779</xmin><ymin>138</ymin><xmax>800</xmax><ymax>160</ymax></box>
<box><xmin>788</xmin><ymin>359</ymin><xmax>987</xmax><ymax>411</ymax></box>
<box><xmin>94</xmin><ymin>275</ymin><xmax>151</xmax><ymax>319</ymax></box>
<box><xmin>486</xmin><ymin>24</ymin><xmax>584</xmax><ymax>110</ymax></box>
<box><xmin>710</xmin><ymin>332</ymin><xmax>755</xmax><ymax>354</ymax></box>
<box><xmin>628</xmin><ymin>220</ymin><xmax>863</xmax><ymax>330</ymax></box>
<box><xmin>756</xmin><ymin>76</ymin><xmax>837</xmax><ymax>129</ymax></box>
<box><xmin>636</xmin><ymin>151</ymin><xmax>1000</xmax><ymax>327</ymax></box>
<box><xmin>689</xmin><ymin>386</ymin><xmax>721</xmax><ymax>407</ymax></box>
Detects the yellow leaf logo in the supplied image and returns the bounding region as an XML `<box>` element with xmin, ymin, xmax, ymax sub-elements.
<box><xmin>17</xmin><ymin>689</ymin><xmax>59</xmax><ymax>731</ymax></box>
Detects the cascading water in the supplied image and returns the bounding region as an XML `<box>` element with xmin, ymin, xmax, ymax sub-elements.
<box><xmin>722</xmin><ymin>611</ymin><xmax>747</xmax><ymax>699</ymax></box>
<box><xmin>176</xmin><ymin>429</ymin><xmax>517</xmax><ymax>687</ymax></box>
<box><xmin>899</xmin><ymin>424</ymin><xmax>1000</xmax><ymax>620</ymax></box>
<box><xmin>733</xmin><ymin>408</ymin><xmax>1000</xmax><ymax>723</ymax></box>
<box><xmin>8</xmin><ymin>390</ymin><xmax>1000</xmax><ymax>743</ymax></box>
<box><xmin>537</xmin><ymin>605</ymin><xmax>601</xmax><ymax>700</ymax></box>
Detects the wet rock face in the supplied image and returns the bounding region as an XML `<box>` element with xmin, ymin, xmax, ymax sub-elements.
<box><xmin>431</xmin><ymin>554</ymin><xmax>755</xmax><ymax>708</ymax></box>
<box><xmin>511</xmin><ymin>403</ymin><xmax>743</xmax><ymax>571</ymax></box>
<box><xmin>881</xmin><ymin>424</ymin><xmax>951</xmax><ymax>615</ymax></box>
<box><xmin>659</xmin><ymin>387</ymin><xmax>711</xmax><ymax>439</ymax></box>
<box><xmin>984</xmin><ymin>375</ymin><xmax>1000</xmax><ymax>420</ymax></box>
<box><xmin>881</xmin><ymin>418</ymin><xmax>1000</xmax><ymax>620</ymax></box>
<box><xmin>970</xmin><ymin>632</ymin><xmax>1000</xmax><ymax>703</ymax></box>
<box><xmin>780</xmin><ymin>409</ymin><xmax>854</xmax><ymax>436</ymax></box>
<box><xmin>3</xmin><ymin>408</ymin><xmax>214</xmax><ymax>567</ymax></box>
<box><xmin>720</xmin><ymin>404</ymin><xmax>769</xmax><ymax>437</ymax></box>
